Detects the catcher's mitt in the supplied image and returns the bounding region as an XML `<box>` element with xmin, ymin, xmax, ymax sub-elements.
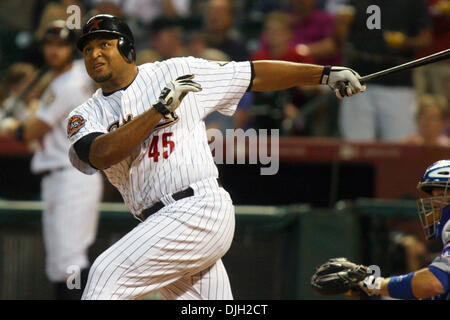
<box><xmin>311</xmin><ymin>257</ymin><xmax>368</xmax><ymax>296</ymax></box>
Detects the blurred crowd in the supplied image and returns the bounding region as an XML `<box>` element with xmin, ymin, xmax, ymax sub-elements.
<box><xmin>0</xmin><ymin>0</ymin><xmax>448</xmax><ymax>144</ymax></box>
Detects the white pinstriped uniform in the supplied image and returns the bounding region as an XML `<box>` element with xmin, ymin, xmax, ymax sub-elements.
<box><xmin>67</xmin><ymin>57</ymin><xmax>252</xmax><ymax>299</ymax></box>
<box><xmin>31</xmin><ymin>59</ymin><xmax>103</xmax><ymax>282</ymax></box>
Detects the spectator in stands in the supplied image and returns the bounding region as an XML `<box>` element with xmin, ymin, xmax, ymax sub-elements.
<box><xmin>263</xmin><ymin>0</ymin><xmax>343</xmax><ymax>137</ymax></box>
<box><xmin>203</xmin><ymin>0</ymin><xmax>249</xmax><ymax>61</ymax></box>
<box><xmin>289</xmin><ymin>0</ymin><xmax>341</xmax><ymax>66</ymax></box>
<box><xmin>401</xmin><ymin>94</ymin><xmax>450</xmax><ymax>147</ymax></box>
<box><xmin>251</xmin><ymin>11</ymin><xmax>314</xmax><ymax>63</ymax></box>
<box><xmin>187</xmin><ymin>32</ymin><xmax>229</xmax><ymax>61</ymax></box>
<box><xmin>318</xmin><ymin>0</ymin><xmax>349</xmax><ymax>14</ymax></box>
<box><xmin>87</xmin><ymin>1</ymin><xmax>124</xmax><ymax>17</ymax></box>
<box><xmin>250</xmin><ymin>11</ymin><xmax>315</xmax><ymax>133</ymax></box>
<box><xmin>136</xmin><ymin>49</ymin><xmax>161</xmax><ymax>66</ymax></box>
<box><xmin>183</xmin><ymin>31</ymin><xmax>254</xmax><ymax>133</ymax></box>
<box><xmin>87</xmin><ymin>0</ymin><xmax>191</xmax><ymax>25</ymax></box>
<box><xmin>149</xmin><ymin>18</ymin><xmax>187</xmax><ymax>60</ymax></box>
<box><xmin>338</xmin><ymin>0</ymin><xmax>432</xmax><ymax>142</ymax></box>
<box><xmin>447</xmin><ymin>70</ymin><xmax>450</xmax><ymax>103</ymax></box>
<box><xmin>413</xmin><ymin>0</ymin><xmax>450</xmax><ymax>97</ymax></box>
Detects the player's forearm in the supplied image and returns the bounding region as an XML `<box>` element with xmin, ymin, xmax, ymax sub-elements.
<box><xmin>89</xmin><ymin>108</ymin><xmax>163</xmax><ymax>170</ymax></box>
<box><xmin>411</xmin><ymin>268</ymin><xmax>445</xmax><ymax>298</ymax></box>
<box><xmin>89</xmin><ymin>74</ymin><xmax>201</xmax><ymax>170</ymax></box>
<box><xmin>368</xmin><ymin>268</ymin><xmax>445</xmax><ymax>299</ymax></box>
<box><xmin>23</xmin><ymin>117</ymin><xmax>52</xmax><ymax>143</ymax></box>
<box><xmin>251</xmin><ymin>61</ymin><xmax>324</xmax><ymax>92</ymax></box>
<box><xmin>0</xmin><ymin>116</ymin><xmax>50</xmax><ymax>143</ymax></box>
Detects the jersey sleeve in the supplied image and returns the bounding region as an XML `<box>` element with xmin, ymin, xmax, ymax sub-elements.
<box><xmin>66</xmin><ymin>103</ymin><xmax>107</xmax><ymax>175</ymax></box>
<box><xmin>184</xmin><ymin>57</ymin><xmax>253</xmax><ymax>118</ymax></box>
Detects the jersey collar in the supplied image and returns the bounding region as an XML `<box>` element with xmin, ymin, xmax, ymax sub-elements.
<box><xmin>102</xmin><ymin>68</ymin><xmax>139</xmax><ymax>96</ymax></box>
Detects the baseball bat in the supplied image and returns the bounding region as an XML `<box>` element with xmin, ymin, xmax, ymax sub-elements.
<box><xmin>1</xmin><ymin>66</ymin><xmax>49</xmax><ymax>118</ymax></box>
<box><xmin>359</xmin><ymin>48</ymin><xmax>450</xmax><ymax>83</ymax></box>
<box><xmin>336</xmin><ymin>48</ymin><xmax>449</xmax><ymax>96</ymax></box>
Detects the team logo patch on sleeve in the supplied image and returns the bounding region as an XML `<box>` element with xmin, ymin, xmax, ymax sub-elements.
<box><xmin>67</xmin><ymin>115</ymin><xmax>85</xmax><ymax>137</ymax></box>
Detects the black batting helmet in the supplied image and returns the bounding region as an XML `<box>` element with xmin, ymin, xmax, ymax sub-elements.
<box><xmin>42</xmin><ymin>20</ymin><xmax>76</xmax><ymax>44</ymax></box>
<box><xmin>77</xmin><ymin>14</ymin><xmax>136</xmax><ymax>63</ymax></box>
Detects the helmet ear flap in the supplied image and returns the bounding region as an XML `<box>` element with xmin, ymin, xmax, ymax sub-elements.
<box><xmin>117</xmin><ymin>36</ymin><xmax>135</xmax><ymax>63</ymax></box>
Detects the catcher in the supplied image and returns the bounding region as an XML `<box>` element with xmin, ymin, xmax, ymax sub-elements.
<box><xmin>311</xmin><ymin>160</ymin><xmax>450</xmax><ymax>300</ymax></box>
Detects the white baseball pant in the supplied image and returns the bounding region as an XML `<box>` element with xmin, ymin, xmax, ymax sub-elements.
<box><xmin>41</xmin><ymin>167</ymin><xmax>103</xmax><ymax>282</ymax></box>
<box><xmin>82</xmin><ymin>177</ymin><xmax>235</xmax><ymax>300</ymax></box>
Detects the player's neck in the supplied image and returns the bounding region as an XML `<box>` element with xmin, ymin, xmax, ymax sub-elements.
<box><xmin>101</xmin><ymin>65</ymin><xmax>138</xmax><ymax>94</ymax></box>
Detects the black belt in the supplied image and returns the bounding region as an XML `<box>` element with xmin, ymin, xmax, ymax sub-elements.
<box><xmin>139</xmin><ymin>179</ymin><xmax>222</xmax><ymax>221</ymax></box>
<box><xmin>139</xmin><ymin>187</ymin><xmax>194</xmax><ymax>221</ymax></box>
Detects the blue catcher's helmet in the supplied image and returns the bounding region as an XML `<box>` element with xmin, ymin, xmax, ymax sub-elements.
<box><xmin>417</xmin><ymin>160</ymin><xmax>450</xmax><ymax>240</ymax></box>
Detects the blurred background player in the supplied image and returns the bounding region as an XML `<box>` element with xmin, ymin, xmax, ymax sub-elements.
<box><xmin>0</xmin><ymin>20</ymin><xmax>103</xmax><ymax>300</ymax></box>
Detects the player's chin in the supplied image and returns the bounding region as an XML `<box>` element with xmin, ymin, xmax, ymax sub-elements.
<box><xmin>92</xmin><ymin>70</ymin><xmax>113</xmax><ymax>83</ymax></box>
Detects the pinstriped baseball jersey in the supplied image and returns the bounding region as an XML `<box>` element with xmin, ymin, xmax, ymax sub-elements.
<box><xmin>67</xmin><ymin>57</ymin><xmax>252</xmax><ymax>217</ymax></box>
<box><xmin>31</xmin><ymin>59</ymin><xmax>93</xmax><ymax>173</ymax></box>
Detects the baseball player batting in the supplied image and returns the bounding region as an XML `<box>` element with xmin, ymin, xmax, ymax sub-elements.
<box><xmin>67</xmin><ymin>14</ymin><xmax>365</xmax><ymax>300</ymax></box>
<box><xmin>0</xmin><ymin>20</ymin><xmax>103</xmax><ymax>299</ymax></box>
<box><xmin>311</xmin><ymin>160</ymin><xmax>450</xmax><ymax>300</ymax></box>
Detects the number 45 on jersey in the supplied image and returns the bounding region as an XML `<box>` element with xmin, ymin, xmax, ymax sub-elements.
<box><xmin>148</xmin><ymin>132</ymin><xmax>175</xmax><ymax>162</ymax></box>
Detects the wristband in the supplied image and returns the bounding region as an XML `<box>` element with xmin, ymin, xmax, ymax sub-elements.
<box><xmin>387</xmin><ymin>272</ymin><xmax>416</xmax><ymax>300</ymax></box>
<box><xmin>320</xmin><ymin>65</ymin><xmax>332</xmax><ymax>85</ymax></box>
<box><xmin>153</xmin><ymin>101</ymin><xmax>171</xmax><ymax>119</ymax></box>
